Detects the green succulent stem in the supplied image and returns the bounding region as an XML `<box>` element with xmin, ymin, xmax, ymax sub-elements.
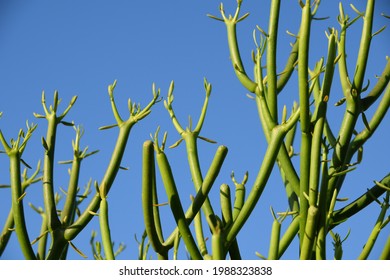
<box><xmin>358</xmin><ymin>191</ymin><xmax>389</xmax><ymax>260</ymax></box>
<box><xmin>163</xmin><ymin>144</ymin><xmax>227</xmax><ymax>249</ymax></box>
<box><xmin>352</xmin><ymin>0</ymin><xmax>375</xmax><ymax>92</ymax></box>
<box><xmin>142</xmin><ymin>140</ymin><xmax>168</xmax><ymax>258</ymax></box>
<box><xmin>60</xmin><ymin>156</ymin><xmax>81</xmax><ymax>228</ymax></box>
<box><xmin>0</xmin><ymin>125</ymin><xmax>37</xmax><ymax>259</ymax></box>
<box><xmin>278</xmin><ymin>216</ymin><xmax>300</xmax><ymax>258</ymax></box>
<box><xmin>64</xmin><ymin>82</ymin><xmax>160</xmax><ymax>242</ymax></box>
<box><xmin>215</xmin><ymin>2</ymin><xmax>257</xmax><ymax>92</ymax></box>
<box><xmin>9</xmin><ymin>153</ymin><xmax>36</xmax><ymax>259</ymax></box>
<box><xmin>226</xmin><ymin>109</ymin><xmax>300</xmax><ymax>246</ymax></box>
<box><xmin>268</xmin><ymin>212</ymin><xmax>281</xmax><ymax>260</ymax></box>
<box><xmin>298</xmin><ymin>0</ymin><xmax>312</xmax><ymax>250</ymax></box>
<box><xmin>193</xmin><ymin>201</ymin><xmax>210</xmax><ymax>259</ymax></box>
<box><xmin>99</xmin><ymin>197</ymin><xmax>115</xmax><ymax>260</ymax></box>
<box><xmin>331</xmin><ymin>173</ymin><xmax>390</xmax><ymax>228</ymax></box>
<box><xmin>266</xmin><ymin>0</ymin><xmax>281</xmax><ymax>121</ymax></box>
<box><xmin>210</xmin><ymin>216</ymin><xmax>225</xmax><ymax>260</ymax></box>
<box><xmin>0</xmin><ymin>161</ymin><xmax>41</xmax><ymax>257</ymax></box>
<box><xmin>155</xmin><ymin>144</ymin><xmax>202</xmax><ymax>260</ymax></box>
<box><xmin>380</xmin><ymin>235</ymin><xmax>390</xmax><ymax>260</ymax></box>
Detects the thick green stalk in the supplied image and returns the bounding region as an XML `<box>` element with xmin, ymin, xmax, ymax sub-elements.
<box><xmin>352</xmin><ymin>0</ymin><xmax>375</xmax><ymax>92</ymax></box>
<box><xmin>330</xmin><ymin>1</ymin><xmax>375</xmax><ymax>195</ymax></box>
<box><xmin>380</xmin><ymin>235</ymin><xmax>390</xmax><ymax>260</ymax></box>
<box><xmin>64</xmin><ymin>124</ymin><xmax>132</xmax><ymax>241</ymax></box>
<box><xmin>193</xmin><ymin>203</ymin><xmax>210</xmax><ymax>259</ymax></box>
<box><xmin>232</xmin><ymin>174</ymin><xmax>246</xmax><ymax>222</ymax></box>
<box><xmin>43</xmin><ymin>115</ymin><xmax>61</xmax><ymax>231</ymax></box>
<box><xmin>300</xmin><ymin>206</ymin><xmax>318</xmax><ymax>260</ymax></box>
<box><xmin>362</xmin><ymin>59</ymin><xmax>390</xmax><ymax>111</ymax></box>
<box><xmin>276</xmin><ymin>40</ymin><xmax>299</xmax><ymax>93</ymax></box>
<box><xmin>226</xmin><ymin>108</ymin><xmax>300</xmax><ymax>245</ymax></box>
<box><xmin>316</xmin><ymin>148</ymin><xmax>330</xmax><ymax>260</ymax></box>
<box><xmin>164</xmin><ymin>80</ymin><xmax>216</xmax><ymax>227</ymax></box>
<box><xmin>329</xmin><ymin>82</ymin><xmax>390</xmax><ymax>197</ymax></box>
<box><xmin>298</xmin><ymin>0</ymin><xmax>312</xmax><ymax>249</ymax></box>
<box><xmin>64</xmin><ymin>81</ymin><xmax>160</xmax><ymax>242</ymax></box>
<box><xmin>0</xmin><ymin>210</ymin><xmax>14</xmax><ymax>256</ymax></box>
<box><xmin>268</xmin><ymin>216</ymin><xmax>281</xmax><ymax>260</ymax></box>
<box><xmin>0</xmin><ymin>163</ymin><xmax>41</xmax><ymax>257</ymax></box>
<box><xmin>0</xmin><ymin>124</ymin><xmax>37</xmax><ymax>259</ymax></box>
<box><xmin>208</xmin><ymin>1</ymin><xmax>256</xmax><ymax>92</ymax></box>
<box><xmin>254</xmin><ymin>91</ymin><xmax>300</xmax><ymax>200</ymax></box>
<box><xmin>60</xmin><ymin>156</ymin><xmax>81</xmax><ymax>227</ymax></box>
<box><xmin>266</xmin><ymin>0</ymin><xmax>281</xmax><ymax>121</ymax></box>
<box><xmin>9</xmin><ymin>153</ymin><xmax>36</xmax><ymax>259</ymax></box>
<box><xmin>156</xmin><ymin>147</ymin><xmax>202</xmax><ymax>260</ymax></box>
<box><xmin>331</xmin><ymin>174</ymin><xmax>390</xmax><ymax>228</ymax></box>
<box><xmin>37</xmin><ymin>213</ymin><xmax>48</xmax><ymax>260</ymax></box>
<box><xmin>220</xmin><ymin>184</ymin><xmax>233</xmax><ymax>229</ymax></box>
<box><xmin>358</xmin><ymin>192</ymin><xmax>389</xmax><ymax>260</ymax></box>
<box><xmin>99</xmin><ymin>197</ymin><xmax>115</xmax><ymax>260</ymax></box>
<box><xmin>142</xmin><ymin>140</ymin><xmax>167</xmax><ymax>258</ymax></box>
<box><xmin>225</xmin><ymin>20</ymin><xmax>257</xmax><ymax>92</ymax></box>
<box><xmin>184</xmin><ymin>134</ymin><xmax>216</xmax><ymax>226</ymax></box>
<box><xmin>163</xmin><ymin>145</ymin><xmax>227</xmax><ymax>247</ymax></box>
<box><xmin>348</xmin><ymin>83</ymin><xmax>390</xmax><ymax>161</ymax></box>
<box><xmin>278</xmin><ymin>216</ymin><xmax>300</xmax><ymax>258</ymax></box>
<box><xmin>219</xmin><ymin>184</ymin><xmax>243</xmax><ymax>258</ymax></box>
<box><xmin>210</xmin><ymin>218</ymin><xmax>224</xmax><ymax>260</ymax></box>
<box><xmin>305</xmin><ymin>32</ymin><xmax>337</xmax><ymax>259</ymax></box>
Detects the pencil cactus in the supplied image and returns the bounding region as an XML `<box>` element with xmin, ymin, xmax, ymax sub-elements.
<box><xmin>0</xmin><ymin>0</ymin><xmax>389</xmax><ymax>260</ymax></box>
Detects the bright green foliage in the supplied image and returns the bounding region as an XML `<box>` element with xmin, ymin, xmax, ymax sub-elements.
<box><xmin>0</xmin><ymin>0</ymin><xmax>389</xmax><ymax>260</ymax></box>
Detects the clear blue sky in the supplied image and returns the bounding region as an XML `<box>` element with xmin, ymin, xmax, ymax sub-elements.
<box><xmin>0</xmin><ymin>0</ymin><xmax>389</xmax><ymax>260</ymax></box>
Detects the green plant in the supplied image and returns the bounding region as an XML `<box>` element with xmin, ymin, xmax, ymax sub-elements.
<box><xmin>0</xmin><ymin>0</ymin><xmax>389</xmax><ymax>260</ymax></box>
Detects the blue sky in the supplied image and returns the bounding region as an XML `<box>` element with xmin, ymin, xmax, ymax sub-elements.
<box><xmin>0</xmin><ymin>0</ymin><xmax>389</xmax><ymax>260</ymax></box>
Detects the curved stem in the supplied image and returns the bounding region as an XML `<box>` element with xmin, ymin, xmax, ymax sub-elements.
<box><xmin>142</xmin><ymin>141</ymin><xmax>167</xmax><ymax>257</ymax></box>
